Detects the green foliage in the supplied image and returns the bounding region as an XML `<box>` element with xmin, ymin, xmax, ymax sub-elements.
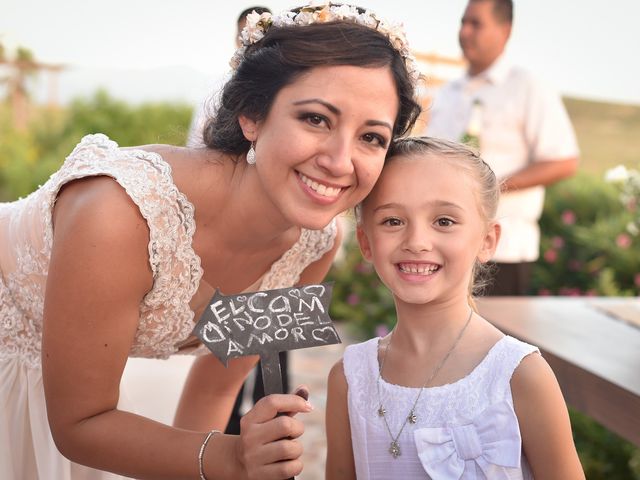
<box><xmin>15</xmin><ymin>46</ymin><xmax>35</xmax><ymax>62</ymax></box>
<box><xmin>0</xmin><ymin>91</ymin><xmax>192</xmax><ymax>201</ymax></box>
<box><xmin>532</xmin><ymin>172</ymin><xmax>640</xmax><ymax>297</ymax></box>
<box><xmin>570</xmin><ymin>409</ymin><xmax>640</xmax><ymax>479</ymax></box>
<box><xmin>61</xmin><ymin>90</ymin><xmax>191</xmax><ymax>146</ymax></box>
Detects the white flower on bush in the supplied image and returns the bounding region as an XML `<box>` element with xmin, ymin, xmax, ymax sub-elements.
<box><xmin>605</xmin><ymin>165</ymin><xmax>630</xmax><ymax>184</ymax></box>
<box><xmin>605</xmin><ymin>164</ymin><xmax>640</xmax><ymax>236</ymax></box>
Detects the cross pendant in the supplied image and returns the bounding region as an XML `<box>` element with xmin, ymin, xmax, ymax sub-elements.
<box><xmin>389</xmin><ymin>441</ymin><xmax>401</xmax><ymax>458</ymax></box>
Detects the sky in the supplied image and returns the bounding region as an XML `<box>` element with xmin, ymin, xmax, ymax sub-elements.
<box><xmin>2</xmin><ymin>0</ymin><xmax>640</xmax><ymax>106</ymax></box>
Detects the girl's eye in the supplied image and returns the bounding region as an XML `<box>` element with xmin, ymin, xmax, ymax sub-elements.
<box><xmin>436</xmin><ymin>217</ymin><xmax>455</xmax><ymax>227</ymax></box>
<box><xmin>362</xmin><ymin>132</ymin><xmax>388</xmax><ymax>148</ymax></box>
<box><xmin>382</xmin><ymin>217</ymin><xmax>403</xmax><ymax>227</ymax></box>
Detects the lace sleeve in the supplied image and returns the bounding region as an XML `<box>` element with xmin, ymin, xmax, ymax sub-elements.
<box><xmin>44</xmin><ymin>134</ymin><xmax>203</xmax><ymax>359</ymax></box>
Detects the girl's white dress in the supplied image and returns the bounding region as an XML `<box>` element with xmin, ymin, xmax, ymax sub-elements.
<box><xmin>343</xmin><ymin>335</ymin><xmax>537</xmax><ymax>479</ymax></box>
<box><xmin>0</xmin><ymin>134</ymin><xmax>337</xmax><ymax>479</ymax></box>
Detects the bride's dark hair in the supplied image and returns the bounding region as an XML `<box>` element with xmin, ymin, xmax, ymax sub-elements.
<box><xmin>203</xmin><ymin>21</ymin><xmax>421</xmax><ymax>156</ymax></box>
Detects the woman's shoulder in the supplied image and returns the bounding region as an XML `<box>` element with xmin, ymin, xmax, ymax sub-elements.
<box><xmin>54</xmin><ymin>134</ymin><xmax>201</xmax><ymax>272</ymax></box>
<box><xmin>60</xmin><ymin>134</ymin><xmax>196</xmax><ymax>214</ymax></box>
<box><xmin>54</xmin><ymin>175</ymin><xmax>151</xmax><ymax>255</ymax></box>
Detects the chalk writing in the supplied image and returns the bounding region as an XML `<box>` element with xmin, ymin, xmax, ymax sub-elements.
<box><xmin>192</xmin><ymin>283</ymin><xmax>340</xmax><ymax>366</ymax></box>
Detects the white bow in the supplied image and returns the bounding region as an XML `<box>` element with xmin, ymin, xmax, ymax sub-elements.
<box><xmin>414</xmin><ymin>400</ymin><xmax>523</xmax><ymax>479</ymax></box>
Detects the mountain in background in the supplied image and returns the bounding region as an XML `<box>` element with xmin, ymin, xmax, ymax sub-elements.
<box><xmin>29</xmin><ymin>64</ymin><xmax>226</xmax><ymax>106</ymax></box>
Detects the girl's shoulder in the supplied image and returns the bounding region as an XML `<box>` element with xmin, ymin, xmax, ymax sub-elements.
<box><xmin>476</xmin><ymin>335</ymin><xmax>540</xmax><ymax>387</ymax></box>
<box><xmin>342</xmin><ymin>337</ymin><xmax>380</xmax><ymax>382</ymax></box>
<box><xmin>344</xmin><ymin>337</ymin><xmax>379</xmax><ymax>363</ymax></box>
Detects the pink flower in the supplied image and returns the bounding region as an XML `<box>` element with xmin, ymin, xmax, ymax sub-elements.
<box><xmin>559</xmin><ymin>287</ymin><xmax>581</xmax><ymax>296</ymax></box>
<box><xmin>375</xmin><ymin>324</ymin><xmax>390</xmax><ymax>337</ymax></box>
<box><xmin>634</xmin><ymin>273</ymin><xmax>640</xmax><ymax>288</ymax></box>
<box><xmin>543</xmin><ymin>249</ymin><xmax>558</xmax><ymax>263</ymax></box>
<box><xmin>561</xmin><ymin>210</ymin><xmax>576</xmax><ymax>225</ymax></box>
<box><xmin>568</xmin><ymin>259</ymin><xmax>582</xmax><ymax>271</ymax></box>
<box><xmin>585</xmin><ymin>289</ymin><xmax>598</xmax><ymax>297</ymax></box>
<box><xmin>347</xmin><ymin>293</ymin><xmax>360</xmax><ymax>306</ymax></box>
<box><xmin>355</xmin><ymin>262</ymin><xmax>373</xmax><ymax>274</ymax></box>
<box><xmin>551</xmin><ymin>236</ymin><xmax>565</xmax><ymax>249</ymax></box>
<box><xmin>538</xmin><ymin>288</ymin><xmax>551</xmax><ymax>296</ymax></box>
<box><xmin>616</xmin><ymin>233</ymin><xmax>632</xmax><ymax>249</ymax></box>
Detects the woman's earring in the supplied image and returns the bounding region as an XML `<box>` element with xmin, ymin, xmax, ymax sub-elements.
<box><xmin>246</xmin><ymin>142</ymin><xmax>256</xmax><ymax>165</ymax></box>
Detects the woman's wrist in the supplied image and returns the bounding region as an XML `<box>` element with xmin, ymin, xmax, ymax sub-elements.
<box><xmin>204</xmin><ymin>433</ymin><xmax>247</xmax><ymax>480</ymax></box>
<box><xmin>198</xmin><ymin>429</ymin><xmax>220</xmax><ymax>480</ymax></box>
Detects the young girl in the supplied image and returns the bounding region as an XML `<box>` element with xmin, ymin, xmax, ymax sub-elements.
<box><xmin>326</xmin><ymin>137</ymin><xmax>584</xmax><ymax>479</ymax></box>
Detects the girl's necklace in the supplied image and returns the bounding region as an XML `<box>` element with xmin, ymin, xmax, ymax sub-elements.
<box><xmin>376</xmin><ymin>308</ymin><xmax>473</xmax><ymax>459</ymax></box>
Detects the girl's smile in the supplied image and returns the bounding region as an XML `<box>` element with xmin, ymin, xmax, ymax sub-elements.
<box><xmin>396</xmin><ymin>261</ymin><xmax>441</xmax><ymax>279</ymax></box>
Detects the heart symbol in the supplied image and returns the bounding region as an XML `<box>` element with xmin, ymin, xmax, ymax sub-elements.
<box><xmin>288</xmin><ymin>288</ymin><xmax>301</xmax><ymax>300</ymax></box>
<box><xmin>311</xmin><ymin>326</ymin><xmax>339</xmax><ymax>343</ymax></box>
<box><xmin>303</xmin><ymin>284</ymin><xmax>326</xmax><ymax>297</ymax></box>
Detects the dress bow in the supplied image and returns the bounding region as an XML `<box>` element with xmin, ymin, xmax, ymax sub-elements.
<box><xmin>413</xmin><ymin>400</ymin><xmax>523</xmax><ymax>479</ymax></box>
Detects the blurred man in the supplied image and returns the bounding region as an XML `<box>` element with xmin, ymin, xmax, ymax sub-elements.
<box><xmin>426</xmin><ymin>0</ymin><xmax>579</xmax><ymax>295</ymax></box>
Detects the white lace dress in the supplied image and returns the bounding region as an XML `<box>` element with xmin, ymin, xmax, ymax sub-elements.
<box><xmin>0</xmin><ymin>134</ymin><xmax>337</xmax><ymax>480</ymax></box>
<box><xmin>343</xmin><ymin>335</ymin><xmax>537</xmax><ymax>479</ymax></box>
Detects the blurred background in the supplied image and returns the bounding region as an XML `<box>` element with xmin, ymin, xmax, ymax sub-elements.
<box><xmin>2</xmin><ymin>1</ymin><xmax>639</xmax><ymax>477</ymax></box>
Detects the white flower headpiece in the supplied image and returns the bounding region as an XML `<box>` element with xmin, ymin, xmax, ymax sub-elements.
<box><xmin>230</xmin><ymin>2</ymin><xmax>421</xmax><ymax>86</ymax></box>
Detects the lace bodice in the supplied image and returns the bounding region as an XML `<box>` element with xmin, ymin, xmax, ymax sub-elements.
<box><xmin>343</xmin><ymin>335</ymin><xmax>537</xmax><ymax>479</ymax></box>
<box><xmin>0</xmin><ymin>134</ymin><xmax>337</xmax><ymax>369</ymax></box>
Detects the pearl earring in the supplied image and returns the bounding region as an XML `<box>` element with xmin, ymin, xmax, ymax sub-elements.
<box><xmin>246</xmin><ymin>142</ymin><xmax>256</xmax><ymax>165</ymax></box>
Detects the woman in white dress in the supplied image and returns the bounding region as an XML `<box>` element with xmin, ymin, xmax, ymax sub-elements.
<box><xmin>0</xmin><ymin>4</ymin><xmax>421</xmax><ymax>480</ymax></box>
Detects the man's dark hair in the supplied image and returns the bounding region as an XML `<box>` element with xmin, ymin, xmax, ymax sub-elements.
<box><xmin>237</xmin><ymin>6</ymin><xmax>272</xmax><ymax>24</ymax></box>
<box><xmin>472</xmin><ymin>0</ymin><xmax>513</xmax><ymax>24</ymax></box>
<box><xmin>204</xmin><ymin>20</ymin><xmax>421</xmax><ymax>156</ymax></box>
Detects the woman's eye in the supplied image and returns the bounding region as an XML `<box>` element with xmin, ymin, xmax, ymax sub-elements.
<box><xmin>362</xmin><ymin>133</ymin><xmax>388</xmax><ymax>148</ymax></box>
<box><xmin>436</xmin><ymin>218</ymin><xmax>454</xmax><ymax>227</ymax></box>
<box><xmin>301</xmin><ymin>113</ymin><xmax>328</xmax><ymax>127</ymax></box>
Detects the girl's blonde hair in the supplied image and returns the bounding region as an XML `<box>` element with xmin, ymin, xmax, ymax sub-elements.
<box><xmin>356</xmin><ymin>136</ymin><xmax>500</xmax><ymax>305</ymax></box>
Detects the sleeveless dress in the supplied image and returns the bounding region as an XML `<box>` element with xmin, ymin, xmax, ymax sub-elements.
<box><xmin>343</xmin><ymin>335</ymin><xmax>537</xmax><ymax>479</ymax></box>
<box><xmin>0</xmin><ymin>134</ymin><xmax>337</xmax><ymax>479</ymax></box>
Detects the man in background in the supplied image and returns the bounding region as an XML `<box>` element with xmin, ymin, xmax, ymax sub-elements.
<box><xmin>425</xmin><ymin>0</ymin><xmax>579</xmax><ymax>295</ymax></box>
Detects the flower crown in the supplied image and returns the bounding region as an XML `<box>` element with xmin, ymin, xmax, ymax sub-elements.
<box><xmin>230</xmin><ymin>2</ymin><xmax>421</xmax><ymax>86</ymax></box>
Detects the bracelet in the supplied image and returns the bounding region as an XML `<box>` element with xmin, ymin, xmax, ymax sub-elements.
<box><xmin>198</xmin><ymin>429</ymin><xmax>221</xmax><ymax>480</ymax></box>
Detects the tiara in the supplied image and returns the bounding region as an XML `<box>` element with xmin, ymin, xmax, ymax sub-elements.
<box><xmin>230</xmin><ymin>2</ymin><xmax>421</xmax><ymax>86</ymax></box>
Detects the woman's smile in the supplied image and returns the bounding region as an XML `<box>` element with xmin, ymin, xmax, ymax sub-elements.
<box><xmin>297</xmin><ymin>172</ymin><xmax>346</xmax><ymax>202</ymax></box>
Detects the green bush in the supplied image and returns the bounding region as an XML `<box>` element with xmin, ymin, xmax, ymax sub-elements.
<box><xmin>533</xmin><ymin>172</ymin><xmax>640</xmax><ymax>297</ymax></box>
<box><xmin>0</xmin><ymin>90</ymin><xmax>192</xmax><ymax>201</ymax></box>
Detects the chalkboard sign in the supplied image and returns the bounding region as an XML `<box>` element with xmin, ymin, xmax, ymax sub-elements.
<box><xmin>192</xmin><ymin>282</ymin><xmax>341</xmax><ymax>395</ymax></box>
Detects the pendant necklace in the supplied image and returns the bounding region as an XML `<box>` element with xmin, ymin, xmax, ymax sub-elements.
<box><xmin>376</xmin><ymin>308</ymin><xmax>473</xmax><ymax>459</ymax></box>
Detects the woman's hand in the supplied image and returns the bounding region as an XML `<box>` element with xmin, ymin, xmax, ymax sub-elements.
<box><xmin>234</xmin><ymin>387</ymin><xmax>312</xmax><ymax>480</ymax></box>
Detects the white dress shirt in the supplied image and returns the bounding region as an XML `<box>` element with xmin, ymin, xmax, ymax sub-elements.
<box><xmin>426</xmin><ymin>55</ymin><xmax>579</xmax><ymax>262</ymax></box>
